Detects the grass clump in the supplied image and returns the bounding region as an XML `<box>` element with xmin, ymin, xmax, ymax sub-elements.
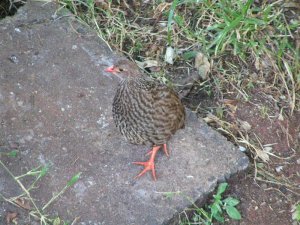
<box><xmin>54</xmin><ymin>0</ymin><xmax>299</xmax><ymax>114</ymax></box>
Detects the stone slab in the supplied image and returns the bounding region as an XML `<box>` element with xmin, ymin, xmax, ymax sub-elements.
<box><xmin>0</xmin><ymin>2</ymin><xmax>249</xmax><ymax>225</ymax></box>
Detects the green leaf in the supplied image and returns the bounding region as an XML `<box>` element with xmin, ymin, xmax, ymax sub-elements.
<box><xmin>206</xmin><ymin>23</ymin><xmax>226</xmax><ymax>31</ymax></box>
<box><xmin>182</xmin><ymin>51</ymin><xmax>197</xmax><ymax>60</ymax></box>
<box><xmin>241</xmin><ymin>0</ymin><xmax>254</xmax><ymax>16</ymax></box>
<box><xmin>292</xmin><ymin>203</ymin><xmax>300</xmax><ymax>221</ymax></box>
<box><xmin>53</xmin><ymin>217</ymin><xmax>61</xmax><ymax>225</ymax></box>
<box><xmin>7</xmin><ymin>150</ymin><xmax>18</xmax><ymax>157</ymax></box>
<box><xmin>216</xmin><ymin>183</ymin><xmax>228</xmax><ymax>196</ymax></box>
<box><xmin>38</xmin><ymin>165</ymin><xmax>49</xmax><ymax>178</ymax></box>
<box><xmin>174</xmin><ymin>15</ymin><xmax>184</xmax><ymax>27</ymax></box>
<box><xmin>223</xmin><ymin>197</ymin><xmax>240</xmax><ymax>206</ymax></box>
<box><xmin>256</xmin><ymin>162</ymin><xmax>264</xmax><ymax>168</ymax></box>
<box><xmin>225</xmin><ymin>205</ymin><xmax>242</xmax><ymax>220</ymax></box>
<box><xmin>67</xmin><ymin>172</ymin><xmax>82</xmax><ymax>187</ymax></box>
<box><xmin>212</xmin><ymin>210</ymin><xmax>224</xmax><ymax>223</ymax></box>
<box><xmin>163</xmin><ymin>192</ymin><xmax>175</xmax><ymax>199</ymax></box>
<box><xmin>244</xmin><ymin>17</ymin><xmax>265</xmax><ymax>26</ymax></box>
<box><xmin>211</xmin><ymin>202</ymin><xmax>222</xmax><ymax>215</ymax></box>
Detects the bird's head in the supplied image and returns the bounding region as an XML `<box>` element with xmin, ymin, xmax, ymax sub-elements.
<box><xmin>105</xmin><ymin>60</ymin><xmax>141</xmax><ymax>79</ymax></box>
<box><xmin>105</xmin><ymin>65</ymin><xmax>127</xmax><ymax>74</ymax></box>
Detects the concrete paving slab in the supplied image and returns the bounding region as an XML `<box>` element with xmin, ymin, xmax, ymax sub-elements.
<box><xmin>0</xmin><ymin>2</ymin><xmax>249</xmax><ymax>225</ymax></box>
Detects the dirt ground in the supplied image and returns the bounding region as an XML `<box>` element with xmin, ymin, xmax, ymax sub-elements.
<box><xmin>184</xmin><ymin>89</ymin><xmax>300</xmax><ymax>225</ymax></box>
<box><xmin>224</xmin><ymin>99</ymin><xmax>299</xmax><ymax>225</ymax></box>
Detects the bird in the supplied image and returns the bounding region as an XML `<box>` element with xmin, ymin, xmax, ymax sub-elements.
<box><xmin>105</xmin><ymin>60</ymin><xmax>185</xmax><ymax>180</ymax></box>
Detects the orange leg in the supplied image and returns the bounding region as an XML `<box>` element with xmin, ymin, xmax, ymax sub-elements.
<box><xmin>162</xmin><ymin>144</ymin><xmax>169</xmax><ymax>157</ymax></box>
<box><xmin>133</xmin><ymin>144</ymin><xmax>168</xmax><ymax>181</ymax></box>
<box><xmin>146</xmin><ymin>144</ymin><xmax>169</xmax><ymax>157</ymax></box>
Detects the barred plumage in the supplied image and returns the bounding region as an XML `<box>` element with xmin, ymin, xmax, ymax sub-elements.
<box><xmin>113</xmin><ymin>77</ymin><xmax>185</xmax><ymax>146</ymax></box>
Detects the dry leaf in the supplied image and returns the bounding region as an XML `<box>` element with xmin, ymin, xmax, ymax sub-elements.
<box><xmin>14</xmin><ymin>197</ymin><xmax>31</xmax><ymax>210</ymax></box>
<box><xmin>238</xmin><ymin>119</ymin><xmax>252</xmax><ymax>131</ymax></box>
<box><xmin>153</xmin><ymin>2</ymin><xmax>171</xmax><ymax>19</ymax></box>
<box><xmin>254</xmin><ymin>56</ymin><xmax>260</xmax><ymax>70</ymax></box>
<box><xmin>135</xmin><ymin>59</ymin><xmax>159</xmax><ymax>69</ymax></box>
<box><xmin>263</xmin><ymin>146</ymin><xmax>273</xmax><ymax>153</ymax></box>
<box><xmin>6</xmin><ymin>212</ymin><xmax>18</xmax><ymax>225</ymax></box>
<box><xmin>223</xmin><ymin>99</ymin><xmax>238</xmax><ymax>106</ymax></box>
<box><xmin>164</xmin><ymin>46</ymin><xmax>175</xmax><ymax>64</ymax></box>
<box><xmin>223</xmin><ymin>99</ymin><xmax>238</xmax><ymax>113</ymax></box>
<box><xmin>149</xmin><ymin>67</ymin><xmax>161</xmax><ymax>72</ymax></box>
<box><xmin>283</xmin><ymin>1</ymin><xmax>300</xmax><ymax>9</ymax></box>
<box><xmin>203</xmin><ymin>116</ymin><xmax>214</xmax><ymax>123</ymax></box>
<box><xmin>278</xmin><ymin>113</ymin><xmax>284</xmax><ymax>121</ymax></box>
<box><xmin>256</xmin><ymin>149</ymin><xmax>270</xmax><ymax>162</ymax></box>
<box><xmin>94</xmin><ymin>0</ymin><xmax>109</xmax><ymax>9</ymax></box>
<box><xmin>194</xmin><ymin>52</ymin><xmax>210</xmax><ymax>80</ymax></box>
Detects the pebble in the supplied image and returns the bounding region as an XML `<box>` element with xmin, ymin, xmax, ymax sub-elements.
<box><xmin>239</xmin><ymin>145</ymin><xmax>246</xmax><ymax>152</ymax></box>
<box><xmin>261</xmin><ymin>183</ymin><xmax>268</xmax><ymax>189</ymax></box>
<box><xmin>275</xmin><ymin>166</ymin><xmax>283</xmax><ymax>173</ymax></box>
<box><xmin>9</xmin><ymin>55</ymin><xmax>19</xmax><ymax>64</ymax></box>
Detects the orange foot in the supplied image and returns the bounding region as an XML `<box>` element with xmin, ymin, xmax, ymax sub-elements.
<box><xmin>133</xmin><ymin>144</ymin><xmax>169</xmax><ymax>181</ymax></box>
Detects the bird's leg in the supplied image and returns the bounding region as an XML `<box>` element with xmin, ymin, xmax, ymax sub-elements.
<box><xmin>133</xmin><ymin>145</ymin><xmax>162</xmax><ymax>181</ymax></box>
<box><xmin>146</xmin><ymin>143</ymin><xmax>169</xmax><ymax>157</ymax></box>
<box><xmin>162</xmin><ymin>143</ymin><xmax>169</xmax><ymax>157</ymax></box>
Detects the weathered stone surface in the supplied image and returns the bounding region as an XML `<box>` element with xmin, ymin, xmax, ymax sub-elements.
<box><xmin>0</xmin><ymin>2</ymin><xmax>249</xmax><ymax>225</ymax></box>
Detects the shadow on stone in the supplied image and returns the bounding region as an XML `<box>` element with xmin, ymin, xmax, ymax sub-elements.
<box><xmin>0</xmin><ymin>0</ymin><xmax>26</xmax><ymax>19</ymax></box>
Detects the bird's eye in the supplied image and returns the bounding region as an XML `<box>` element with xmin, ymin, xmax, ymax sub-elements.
<box><xmin>119</xmin><ymin>68</ymin><xmax>124</xmax><ymax>72</ymax></box>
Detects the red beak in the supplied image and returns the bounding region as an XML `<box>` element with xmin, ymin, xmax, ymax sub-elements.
<box><xmin>105</xmin><ymin>66</ymin><xmax>115</xmax><ymax>73</ymax></box>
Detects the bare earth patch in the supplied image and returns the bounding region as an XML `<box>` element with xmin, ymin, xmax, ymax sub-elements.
<box><xmin>224</xmin><ymin>94</ymin><xmax>299</xmax><ymax>225</ymax></box>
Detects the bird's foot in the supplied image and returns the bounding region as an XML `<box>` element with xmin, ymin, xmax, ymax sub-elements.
<box><xmin>133</xmin><ymin>145</ymin><xmax>162</xmax><ymax>181</ymax></box>
<box><xmin>133</xmin><ymin>160</ymin><xmax>156</xmax><ymax>180</ymax></box>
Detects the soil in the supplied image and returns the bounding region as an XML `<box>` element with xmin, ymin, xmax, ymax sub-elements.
<box><xmin>184</xmin><ymin>89</ymin><xmax>300</xmax><ymax>225</ymax></box>
<box><xmin>223</xmin><ymin>98</ymin><xmax>299</xmax><ymax>225</ymax></box>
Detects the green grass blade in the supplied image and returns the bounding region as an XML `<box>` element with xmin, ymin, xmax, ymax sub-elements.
<box><xmin>67</xmin><ymin>172</ymin><xmax>82</xmax><ymax>187</ymax></box>
<box><xmin>167</xmin><ymin>0</ymin><xmax>179</xmax><ymax>45</ymax></box>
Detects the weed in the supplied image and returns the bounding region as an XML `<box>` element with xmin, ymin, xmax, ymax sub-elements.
<box><xmin>175</xmin><ymin>182</ymin><xmax>241</xmax><ymax>225</ymax></box>
<box><xmin>292</xmin><ymin>202</ymin><xmax>300</xmax><ymax>222</ymax></box>
<box><xmin>259</xmin><ymin>105</ymin><xmax>270</xmax><ymax>118</ymax></box>
<box><xmin>0</xmin><ymin>149</ymin><xmax>18</xmax><ymax>157</ymax></box>
<box><xmin>0</xmin><ymin>151</ymin><xmax>81</xmax><ymax>224</ymax></box>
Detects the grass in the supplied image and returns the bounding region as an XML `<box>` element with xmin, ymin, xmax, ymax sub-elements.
<box><xmin>0</xmin><ymin>150</ymin><xmax>81</xmax><ymax>225</ymax></box>
<box><xmin>70</xmin><ymin>0</ymin><xmax>299</xmax><ymax>113</ymax></box>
